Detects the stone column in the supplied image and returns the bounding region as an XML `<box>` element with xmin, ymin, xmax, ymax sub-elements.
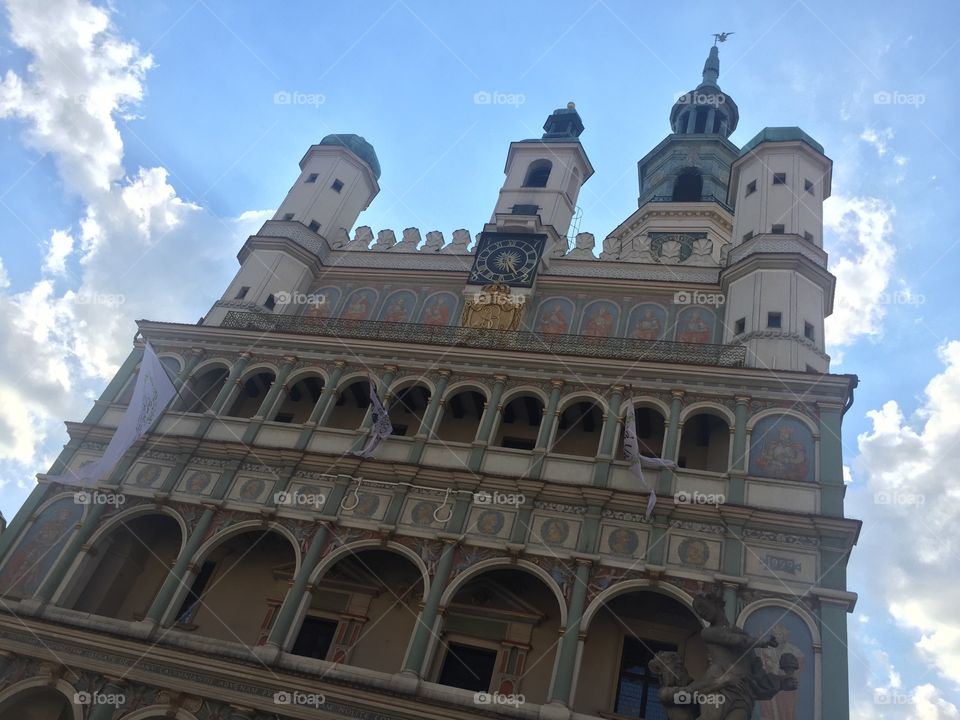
<box><xmin>529</xmin><ymin>379</ymin><xmax>564</xmax><ymax>479</ymax></box>
<box><xmin>818</xmin><ymin>401</ymin><xmax>845</xmax><ymax>517</ymax></box>
<box><xmin>241</xmin><ymin>356</ymin><xmax>297</xmax><ymax>443</ymax></box>
<box><xmin>87</xmin><ymin>678</ymin><xmax>126</xmax><ymax>720</ymax></box>
<box><xmin>548</xmin><ymin>559</ymin><xmax>591</xmax><ymax>706</ymax></box>
<box><xmin>143</xmin><ymin>504</ymin><xmax>217</xmax><ymax>627</ymax></box>
<box><xmin>728</xmin><ymin>395</ymin><xmax>750</xmax><ymax>504</ymax></box>
<box><xmin>408</xmin><ymin>369</ymin><xmax>451</xmax><ymax>464</ymax></box>
<box><xmin>350</xmin><ymin>365</ymin><xmax>398</xmax><ymax>453</ymax></box>
<box><xmin>207</xmin><ymin>352</ymin><xmax>253</xmax><ymax>415</ymax></box>
<box><xmin>294</xmin><ymin>360</ymin><xmax>347</xmax><ymax>450</ymax></box>
<box><xmin>467</xmin><ymin>374</ymin><xmax>508</xmax><ymax>471</ymax></box>
<box><xmin>592</xmin><ymin>385</ymin><xmax>624</xmax><ymax>487</ymax></box>
<box><xmin>660</xmin><ymin>389</ymin><xmax>685</xmax><ymax>494</ymax></box>
<box><xmin>401</xmin><ymin>540</ymin><xmax>458</xmax><ymax>677</ymax></box>
<box><xmin>173</xmin><ymin>348</ymin><xmax>205</xmax><ymax>392</ymax></box>
<box><xmin>264</xmin><ymin>523</ymin><xmax>329</xmax><ymax>652</ymax></box>
<box><xmin>705</xmin><ymin>108</ymin><xmax>716</xmax><ymax>136</ymax></box>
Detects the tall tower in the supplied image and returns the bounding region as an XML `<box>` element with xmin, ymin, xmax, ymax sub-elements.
<box><xmin>489</xmin><ymin>103</ymin><xmax>593</xmax><ymax>250</ymax></box>
<box><xmin>722</xmin><ymin>128</ymin><xmax>834</xmax><ymax>372</ymax></box>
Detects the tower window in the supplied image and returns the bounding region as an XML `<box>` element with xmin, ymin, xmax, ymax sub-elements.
<box><xmin>308</xmin><ymin>220</ymin><xmax>321</xmax><ymax>232</ymax></box>
<box><xmin>745</xmin><ymin>180</ymin><xmax>757</xmax><ymax>196</ymax></box>
<box><xmin>523</xmin><ymin>159</ymin><xmax>552</xmax><ymax>188</ymax></box>
<box><xmin>771</xmin><ymin>224</ymin><xmax>785</xmax><ymax>234</ymax></box>
<box><xmin>282</xmin><ymin>213</ymin><xmax>294</xmax><ymax>221</ymax></box>
<box><xmin>773</xmin><ymin>173</ymin><xmax>787</xmax><ymax>185</ymax></box>
<box><xmin>804</xmin><ymin>321</ymin><xmax>815</xmax><ymax>341</ymax></box>
<box><xmin>742</xmin><ymin>230</ymin><xmax>754</xmax><ymax>242</ymax></box>
<box><xmin>331</xmin><ymin>178</ymin><xmax>344</xmax><ymax>193</ymax></box>
<box><xmin>234</xmin><ymin>286</ymin><xmax>249</xmax><ymax>300</ymax></box>
<box><xmin>767</xmin><ymin>312</ymin><xmax>782</xmax><ymax>329</ymax></box>
<box><xmin>512</xmin><ymin>204</ymin><xmax>539</xmax><ymax>215</ymax></box>
<box><xmin>264</xmin><ymin>294</ymin><xmax>277</xmax><ymax>311</ymax></box>
<box><xmin>672</xmin><ymin>168</ymin><xmax>703</xmax><ymax>202</ymax></box>
<box><xmin>804</xmin><ymin>179</ymin><xmax>815</xmax><ymax>194</ymax></box>
<box><xmin>305</xmin><ymin>173</ymin><xmax>319</xmax><ymax>183</ymax></box>
<box><xmin>735</xmin><ymin>317</ymin><xmax>746</xmax><ymax>334</ymax></box>
<box><xmin>803</xmin><ymin>231</ymin><xmax>814</xmax><ymax>242</ymax></box>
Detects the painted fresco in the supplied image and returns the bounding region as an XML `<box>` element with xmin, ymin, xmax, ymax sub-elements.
<box><xmin>340</xmin><ymin>288</ymin><xmax>378</xmax><ymax>320</ymax></box>
<box><xmin>0</xmin><ymin>497</ymin><xmax>83</xmax><ymax>599</ymax></box>
<box><xmin>627</xmin><ymin>303</ymin><xmax>668</xmax><ymax>340</ymax></box>
<box><xmin>303</xmin><ymin>286</ymin><xmax>340</xmax><ymax>319</ymax></box>
<box><xmin>749</xmin><ymin>415</ymin><xmax>816</xmax><ymax>483</ymax></box>
<box><xmin>534</xmin><ymin>298</ymin><xmax>574</xmax><ymax>335</ymax></box>
<box><xmin>674</xmin><ymin>306</ymin><xmax>716</xmax><ymax>343</ymax></box>
<box><xmin>743</xmin><ymin>606</ymin><xmax>816</xmax><ymax>720</ymax></box>
<box><xmin>379</xmin><ymin>290</ymin><xmax>417</xmax><ymax>323</ymax></box>
<box><xmin>418</xmin><ymin>292</ymin><xmax>458</xmax><ymax>326</ymax></box>
<box><xmin>579</xmin><ymin>301</ymin><xmax>619</xmax><ymax>337</ymax></box>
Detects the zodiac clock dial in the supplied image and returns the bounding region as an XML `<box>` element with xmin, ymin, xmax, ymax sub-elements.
<box><xmin>467</xmin><ymin>233</ymin><xmax>547</xmax><ymax>287</ymax></box>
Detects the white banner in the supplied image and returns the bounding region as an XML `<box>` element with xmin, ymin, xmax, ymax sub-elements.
<box><xmin>351</xmin><ymin>377</ymin><xmax>394</xmax><ymax>458</ymax></box>
<box><xmin>623</xmin><ymin>398</ymin><xmax>677</xmax><ymax>519</ymax></box>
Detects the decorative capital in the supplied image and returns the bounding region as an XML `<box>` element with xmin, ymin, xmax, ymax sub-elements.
<box><xmin>735</xmin><ymin>395</ymin><xmax>751</xmax><ymax>405</ymax></box>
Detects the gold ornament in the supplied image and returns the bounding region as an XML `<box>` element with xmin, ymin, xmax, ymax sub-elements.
<box><xmin>460</xmin><ymin>283</ymin><xmax>525</xmax><ymax>331</ymax></box>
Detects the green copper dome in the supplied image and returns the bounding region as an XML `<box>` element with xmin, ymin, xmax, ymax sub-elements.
<box><xmin>319</xmin><ymin>133</ymin><xmax>381</xmax><ymax>179</ymax></box>
<box><xmin>739</xmin><ymin>127</ymin><xmax>824</xmax><ymax>156</ymax></box>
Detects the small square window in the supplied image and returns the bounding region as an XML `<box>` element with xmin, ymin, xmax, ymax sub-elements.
<box><xmin>305</xmin><ymin>173</ymin><xmax>319</xmax><ymax>183</ymax></box>
<box><xmin>742</xmin><ymin>230</ymin><xmax>754</xmax><ymax>242</ymax></box>
<box><xmin>767</xmin><ymin>312</ymin><xmax>782</xmax><ymax>329</ymax></box>
<box><xmin>331</xmin><ymin>178</ymin><xmax>344</xmax><ymax>193</ymax></box>
<box><xmin>804</xmin><ymin>179</ymin><xmax>814</xmax><ymax>194</ymax></box>
<box><xmin>234</xmin><ymin>286</ymin><xmax>249</xmax><ymax>300</ymax></box>
<box><xmin>308</xmin><ymin>220</ymin><xmax>320</xmax><ymax>232</ymax></box>
<box><xmin>282</xmin><ymin>212</ymin><xmax>294</xmax><ymax>221</ymax></box>
<box><xmin>773</xmin><ymin>173</ymin><xmax>787</xmax><ymax>185</ymax></box>
<box><xmin>734</xmin><ymin>317</ymin><xmax>746</xmax><ymax>334</ymax></box>
<box><xmin>745</xmin><ymin>180</ymin><xmax>757</xmax><ymax>196</ymax></box>
<box><xmin>804</xmin><ymin>321</ymin><xmax>815</xmax><ymax>341</ymax></box>
<box><xmin>771</xmin><ymin>224</ymin><xmax>785</xmax><ymax>234</ymax></box>
<box><xmin>803</xmin><ymin>231</ymin><xmax>814</xmax><ymax>242</ymax></box>
<box><xmin>264</xmin><ymin>294</ymin><xmax>276</xmax><ymax>311</ymax></box>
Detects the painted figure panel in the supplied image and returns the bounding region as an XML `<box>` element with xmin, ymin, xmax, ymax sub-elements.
<box><xmin>743</xmin><ymin>607</ymin><xmax>816</xmax><ymax>720</ymax></box>
<box><xmin>534</xmin><ymin>298</ymin><xmax>574</xmax><ymax>335</ymax></box>
<box><xmin>749</xmin><ymin>415</ymin><xmax>816</xmax><ymax>483</ymax></box>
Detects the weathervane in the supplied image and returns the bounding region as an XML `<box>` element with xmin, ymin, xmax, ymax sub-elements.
<box><xmin>712</xmin><ymin>31</ymin><xmax>735</xmax><ymax>46</ymax></box>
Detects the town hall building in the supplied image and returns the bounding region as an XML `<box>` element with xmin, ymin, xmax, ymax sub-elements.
<box><xmin>0</xmin><ymin>44</ymin><xmax>859</xmax><ymax>720</ymax></box>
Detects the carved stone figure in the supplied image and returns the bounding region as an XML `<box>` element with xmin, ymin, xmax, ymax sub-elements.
<box><xmin>648</xmin><ymin>651</ymin><xmax>697</xmax><ymax>720</ymax></box>
<box><xmin>389</xmin><ymin>227</ymin><xmax>421</xmax><ymax>251</ymax></box>
<box><xmin>344</xmin><ymin>225</ymin><xmax>374</xmax><ymax>251</ymax></box>
<box><xmin>679</xmin><ymin>591</ymin><xmax>799</xmax><ymax>719</ymax></box>
<box><xmin>422</xmin><ymin>230</ymin><xmax>445</xmax><ymax>252</ymax></box>
<box><xmin>565</xmin><ymin>232</ymin><xmax>596</xmax><ymax>258</ymax></box>
<box><xmin>622</xmin><ymin>234</ymin><xmax>656</xmax><ymax>263</ymax></box>
<box><xmin>599</xmin><ymin>234</ymin><xmax>621</xmax><ymax>260</ymax></box>
<box><xmin>442</xmin><ymin>228</ymin><xmax>472</xmax><ymax>253</ymax></box>
<box><xmin>686</xmin><ymin>237</ymin><xmax>716</xmax><ymax>266</ymax></box>
<box><xmin>370</xmin><ymin>228</ymin><xmax>397</xmax><ymax>251</ymax></box>
<box><xmin>659</xmin><ymin>238</ymin><xmax>683</xmax><ymax>263</ymax></box>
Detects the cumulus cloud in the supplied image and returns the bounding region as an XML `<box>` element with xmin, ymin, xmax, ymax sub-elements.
<box><xmin>0</xmin><ymin>0</ymin><xmax>269</xmax><ymax>503</ymax></box>
<box><xmin>824</xmin><ymin>195</ymin><xmax>896</xmax><ymax>351</ymax></box>
<box><xmin>852</xmin><ymin>341</ymin><xmax>960</xmax><ymax>691</ymax></box>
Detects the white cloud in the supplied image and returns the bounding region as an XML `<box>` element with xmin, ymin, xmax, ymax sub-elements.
<box><xmin>861</xmin><ymin>126</ymin><xmax>894</xmax><ymax>156</ymax></box>
<box><xmin>824</xmin><ymin>195</ymin><xmax>896</xmax><ymax>351</ymax></box>
<box><xmin>852</xmin><ymin>340</ymin><xmax>960</xmax><ymax>688</ymax></box>
<box><xmin>0</xmin><ymin>0</ymin><xmax>269</xmax><ymax>505</ymax></box>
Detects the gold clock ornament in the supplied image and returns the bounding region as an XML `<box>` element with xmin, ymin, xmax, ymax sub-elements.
<box><xmin>460</xmin><ymin>283</ymin><xmax>525</xmax><ymax>331</ymax></box>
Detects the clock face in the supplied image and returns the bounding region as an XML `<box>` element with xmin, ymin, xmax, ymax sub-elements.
<box><xmin>467</xmin><ymin>233</ymin><xmax>546</xmax><ymax>287</ymax></box>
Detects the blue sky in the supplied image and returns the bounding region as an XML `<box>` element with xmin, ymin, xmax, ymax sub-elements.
<box><xmin>0</xmin><ymin>0</ymin><xmax>958</xmax><ymax>716</ymax></box>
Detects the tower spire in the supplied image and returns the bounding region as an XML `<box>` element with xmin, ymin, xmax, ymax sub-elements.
<box><xmin>702</xmin><ymin>45</ymin><xmax>720</xmax><ymax>88</ymax></box>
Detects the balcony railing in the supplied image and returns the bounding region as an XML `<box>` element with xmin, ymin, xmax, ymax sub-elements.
<box><xmin>648</xmin><ymin>194</ymin><xmax>733</xmax><ymax>211</ymax></box>
<box><xmin>220</xmin><ymin>311</ymin><xmax>746</xmax><ymax>367</ymax></box>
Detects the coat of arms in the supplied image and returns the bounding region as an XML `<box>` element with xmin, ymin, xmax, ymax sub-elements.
<box><xmin>460</xmin><ymin>283</ymin><xmax>525</xmax><ymax>331</ymax></box>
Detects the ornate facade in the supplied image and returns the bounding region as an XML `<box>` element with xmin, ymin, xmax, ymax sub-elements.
<box><xmin>0</xmin><ymin>45</ymin><xmax>858</xmax><ymax>720</ymax></box>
